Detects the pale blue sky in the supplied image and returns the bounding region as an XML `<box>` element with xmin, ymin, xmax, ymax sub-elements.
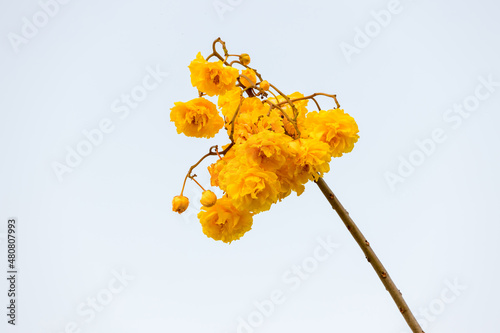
<box><xmin>1</xmin><ymin>0</ymin><xmax>499</xmax><ymax>332</ymax></box>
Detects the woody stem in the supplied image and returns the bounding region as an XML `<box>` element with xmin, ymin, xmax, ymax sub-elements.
<box><xmin>314</xmin><ymin>177</ymin><xmax>424</xmax><ymax>333</ymax></box>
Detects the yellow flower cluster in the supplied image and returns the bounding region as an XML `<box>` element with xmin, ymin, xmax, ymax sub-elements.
<box><xmin>170</xmin><ymin>97</ymin><xmax>223</xmax><ymax>138</ymax></box>
<box><xmin>171</xmin><ymin>40</ymin><xmax>359</xmax><ymax>243</ymax></box>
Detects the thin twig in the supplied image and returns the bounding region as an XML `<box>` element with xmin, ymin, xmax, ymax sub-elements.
<box><xmin>269</xmin><ymin>83</ymin><xmax>300</xmax><ymax>120</ymax></box>
<box><xmin>263</xmin><ymin>99</ymin><xmax>300</xmax><ymax>138</ymax></box>
<box><xmin>276</xmin><ymin>92</ymin><xmax>339</xmax><ymax>108</ymax></box>
<box><xmin>228</xmin><ymin>94</ymin><xmax>245</xmax><ymax>142</ymax></box>
<box><xmin>311</xmin><ymin>97</ymin><xmax>321</xmax><ymax>111</ymax></box>
<box><xmin>180</xmin><ymin>144</ymin><xmax>232</xmax><ymax>195</ymax></box>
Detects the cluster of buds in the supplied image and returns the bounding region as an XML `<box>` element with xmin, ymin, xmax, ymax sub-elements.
<box><xmin>171</xmin><ymin>38</ymin><xmax>359</xmax><ymax>243</ymax></box>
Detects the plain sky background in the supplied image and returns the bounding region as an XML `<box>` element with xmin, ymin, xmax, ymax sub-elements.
<box><xmin>1</xmin><ymin>0</ymin><xmax>500</xmax><ymax>332</ymax></box>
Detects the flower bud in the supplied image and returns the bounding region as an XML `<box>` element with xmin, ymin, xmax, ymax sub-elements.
<box><xmin>260</xmin><ymin>80</ymin><xmax>270</xmax><ymax>91</ymax></box>
<box><xmin>239</xmin><ymin>53</ymin><xmax>251</xmax><ymax>65</ymax></box>
<box><xmin>200</xmin><ymin>190</ymin><xmax>217</xmax><ymax>207</ymax></box>
<box><xmin>172</xmin><ymin>195</ymin><xmax>189</xmax><ymax>213</ymax></box>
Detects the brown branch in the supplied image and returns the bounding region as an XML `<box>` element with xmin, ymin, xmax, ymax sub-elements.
<box><xmin>311</xmin><ymin>97</ymin><xmax>321</xmax><ymax>111</ymax></box>
<box><xmin>315</xmin><ymin>177</ymin><xmax>424</xmax><ymax>333</ymax></box>
<box><xmin>228</xmin><ymin>95</ymin><xmax>245</xmax><ymax>142</ymax></box>
<box><xmin>180</xmin><ymin>144</ymin><xmax>233</xmax><ymax>195</ymax></box>
<box><xmin>269</xmin><ymin>83</ymin><xmax>300</xmax><ymax>119</ymax></box>
<box><xmin>276</xmin><ymin>92</ymin><xmax>340</xmax><ymax>109</ymax></box>
<box><xmin>207</xmin><ymin>37</ymin><xmax>230</xmax><ymax>65</ymax></box>
<box><xmin>333</xmin><ymin>95</ymin><xmax>340</xmax><ymax>109</ymax></box>
<box><xmin>236</xmin><ymin>74</ymin><xmax>257</xmax><ymax>98</ymax></box>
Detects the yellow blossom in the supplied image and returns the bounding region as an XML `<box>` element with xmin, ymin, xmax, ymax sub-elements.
<box><xmin>218</xmin><ymin>87</ymin><xmax>242</xmax><ymax>119</ymax></box>
<box><xmin>188</xmin><ymin>52</ymin><xmax>239</xmax><ymax>96</ymax></box>
<box><xmin>255</xmin><ymin>112</ymin><xmax>286</xmax><ymax>135</ymax></box>
<box><xmin>235</xmin><ymin>130</ymin><xmax>292</xmax><ymax>171</ymax></box>
<box><xmin>226</xmin><ymin>97</ymin><xmax>269</xmax><ymax>143</ymax></box>
<box><xmin>200</xmin><ymin>190</ymin><xmax>217</xmax><ymax>207</ymax></box>
<box><xmin>219</xmin><ymin>161</ymin><xmax>281</xmax><ymax>213</ymax></box>
<box><xmin>170</xmin><ymin>97</ymin><xmax>224</xmax><ymax>138</ymax></box>
<box><xmin>260</xmin><ymin>80</ymin><xmax>270</xmax><ymax>91</ymax></box>
<box><xmin>172</xmin><ymin>195</ymin><xmax>189</xmax><ymax>214</ymax></box>
<box><xmin>240</xmin><ymin>69</ymin><xmax>257</xmax><ymax>88</ymax></box>
<box><xmin>239</xmin><ymin>97</ymin><xmax>267</xmax><ymax>117</ymax></box>
<box><xmin>275</xmin><ymin>161</ymin><xmax>305</xmax><ymax>199</ymax></box>
<box><xmin>229</xmin><ymin>112</ymin><xmax>255</xmax><ymax>143</ymax></box>
<box><xmin>268</xmin><ymin>92</ymin><xmax>309</xmax><ymax>137</ymax></box>
<box><xmin>198</xmin><ymin>196</ymin><xmax>253</xmax><ymax>243</ymax></box>
<box><xmin>207</xmin><ymin>159</ymin><xmax>225</xmax><ymax>187</ymax></box>
<box><xmin>207</xmin><ymin>147</ymin><xmax>235</xmax><ymax>187</ymax></box>
<box><xmin>305</xmin><ymin>109</ymin><xmax>359</xmax><ymax>157</ymax></box>
<box><xmin>288</xmin><ymin>138</ymin><xmax>332</xmax><ymax>182</ymax></box>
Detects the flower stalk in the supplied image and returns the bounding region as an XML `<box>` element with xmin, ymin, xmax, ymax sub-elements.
<box><xmin>315</xmin><ymin>177</ymin><xmax>424</xmax><ymax>333</ymax></box>
<box><xmin>169</xmin><ymin>38</ymin><xmax>425</xmax><ymax>331</ymax></box>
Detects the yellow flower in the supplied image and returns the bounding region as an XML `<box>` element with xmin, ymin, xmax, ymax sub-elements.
<box><xmin>305</xmin><ymin>109</ymin><xmax>359</xmax><ymax>157</ymax></box>
<box><xmin>170</xmin><ymin>97</ymin><xmax>224</xmax><ymax>138</ymax></box>
<box><xmin>255</xmin><ymin>112</ymin><xmax>286</xmax><ymax>135</ymax></box>
<box><xmin>198</xmin><ymin>196</ymin><xmax>253</xmax><ymax>243</ymax></box>
<box><xmin>240</xmin><ymin>69</ymin><xmax>257</xmax><ymax>88</ymax></box>
<box><xmin>288</xmin><ymin>138</ymin><xmax>332</xmax><ymax>182</ymax></box>
<box><xmin>235</xmin><ymin>130</ymin><xmax>292</xmax><ymax>171</ymax></box>
<box><xmin>239</xmin><ymin>97</ymin><xmax>268</xmax><ymax>117</ymax></box>
<box><xmin>219</xmin><ymin>161</ymin><xmax>281</xmax><ymax>213</ymax></box>
<box><xmin>200</xmin><ymin>190</ymin><xmax>217</xmax><ymax>207</ymax></box>
<box><xmin>278</xmin><ymin>92</ymin><xmax>309</xmax><ymax>116</ymax></box>
<box><xmin>207</xmin><ymin>145</ymin><xmax>236</xmax><ymax>187</ymax></box>
<box><xmin>226</xmin><ymin>97</ymin><xmax>269</xmax><ymax>143</ymax></box>
<box><xmin>268</xmin><ymin>92</ymin><xmax>309</xmax><ymax>137</ymax></box>
<box><xmin>172</xmin><ymin>195</ymin><xmax>189</xmax><ymax>214</ymax></box>
<box><xmin>218</xmin><ymin>87</ymin><xmax>242</xmax><ymax>119</ymax></box>
<box><xmin>188</xmin><ymin>52</ymin><xmax>239</xmax><ymax>96</ymax></box>
<box><xmin>229</xmin><ymin>113</ymin><xmax>257</xmax><ymax>143</ymax></box>
<box><xmin>275</xmin><ymin>159</ymin><xmax>306</xmax><ymax>200</ymax></box>
<box><xmin>207</xmin><ymin>159</ymin><xmax>225</xmax><ymax>187</ymax></box>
